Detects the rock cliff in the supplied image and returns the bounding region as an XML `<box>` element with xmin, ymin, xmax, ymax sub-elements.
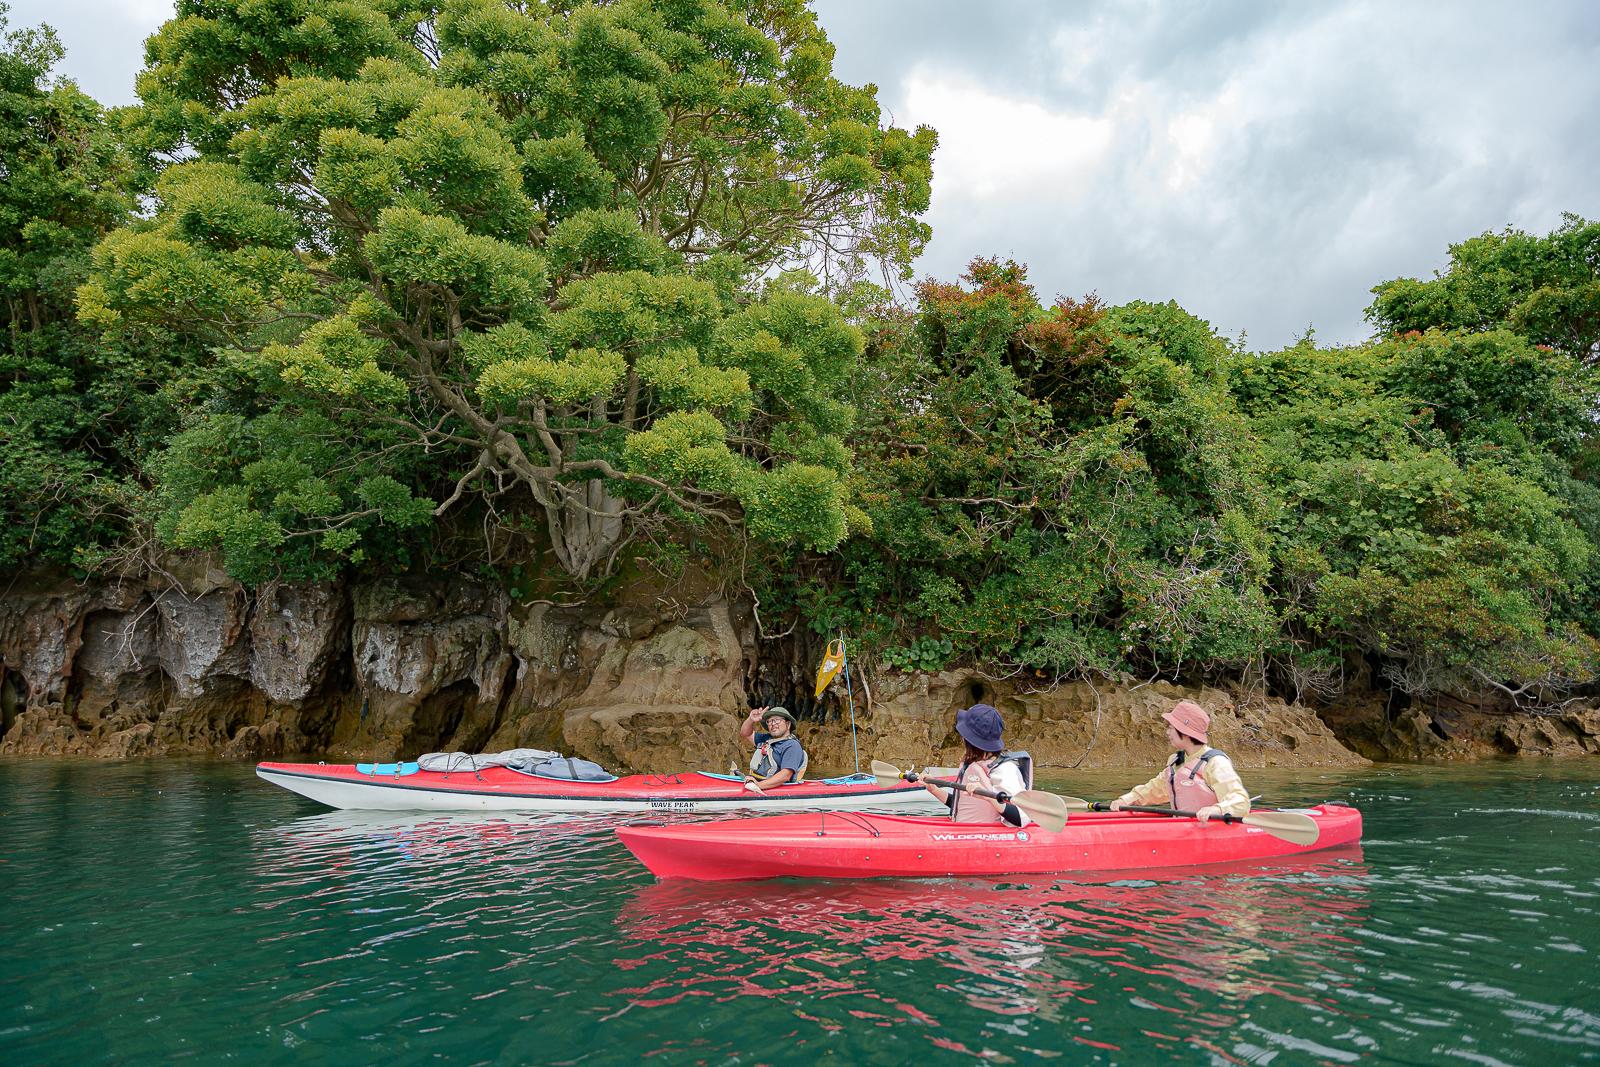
<box><xmin>0</xmin><ymin>562</ymin><xmax>1593</xmax><ymax>768</ymax></box>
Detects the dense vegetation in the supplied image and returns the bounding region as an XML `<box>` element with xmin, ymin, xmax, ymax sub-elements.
<box><xmin>3</xmin><ymin>0</ymin><xmax>1597</xmax><ymax>706</ymax></box>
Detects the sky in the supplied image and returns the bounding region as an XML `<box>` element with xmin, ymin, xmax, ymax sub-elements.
<box><xmin>9</xmin><ymin>0</ymin><xmax>1599</xmax><ymax>351</ymax></box>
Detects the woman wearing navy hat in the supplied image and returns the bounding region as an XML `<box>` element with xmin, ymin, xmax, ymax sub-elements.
<box><xmin>923</xmin><ymin>703</ymin><xmax>1030</xmax><ymax>827</ymax></box>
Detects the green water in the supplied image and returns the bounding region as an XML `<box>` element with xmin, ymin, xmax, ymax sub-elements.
<box><xmin>2</xmin><ymin>761</ymin><xmax>1597</xmax><ymax>1065</ymax></box>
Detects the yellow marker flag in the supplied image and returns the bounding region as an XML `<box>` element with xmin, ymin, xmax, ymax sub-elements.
<box><xmin>814</xmin><ymin>638</ymin><xmax>845</xmax><ymax>699</ymax></box>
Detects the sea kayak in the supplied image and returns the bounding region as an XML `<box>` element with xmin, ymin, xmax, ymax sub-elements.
<box><xmin>615</xmin><ymin>804</ymin><xmax>1363</xmax><ymax>880</ymax></box>
<box><xmin>255</xmin><ymin>761</ymin><xmax>934</xmax><ymax>813</ymax></box>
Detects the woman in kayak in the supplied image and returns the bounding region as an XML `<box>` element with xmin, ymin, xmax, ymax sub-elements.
<box><xmin>1109</xmin><ymin>700</ymin><xmax>1249</xmax><ymax>822</ymax></box>
<box><xmin>923</xmin><ymin>703</ymin><xmax>1029</xmax><ymax>827</ymax></box>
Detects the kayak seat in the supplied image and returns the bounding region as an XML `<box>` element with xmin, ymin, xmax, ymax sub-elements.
<box><xmin>356</xmin><ymin>761</ymin><xmax>420</xmax><ymax>777</ymax></box>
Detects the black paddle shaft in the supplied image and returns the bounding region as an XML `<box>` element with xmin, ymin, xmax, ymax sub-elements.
<box><xmin>906</xmin><ymin>771</ymin><xmax>1012</xmax><ymax>805</ymax></box>
<box><xmin>1099</xmin><ymin>801</ymin><xmax>1238</xmax><ymax>823</ymax></box>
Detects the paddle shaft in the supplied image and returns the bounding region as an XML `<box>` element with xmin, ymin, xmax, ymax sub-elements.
<box><xmin>912</xmin><ymin>772</ymin><xmax>1016</xmax><ymax>806</ymax></box>
<box><xmin>1104</xmin><ymin>801</ymin><xmax>1241</xmax><ymax>823</ymax></box>
<box><xmin>1094</xmin><ymin>800</ymin><xmax>1321</xmax><ymax>846</ymax></box>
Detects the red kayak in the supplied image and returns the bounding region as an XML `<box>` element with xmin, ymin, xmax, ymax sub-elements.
<box><xmin>615</xmin><ymin>804</ymin><xmax>1362</xmax><ymax>880</ymax></box>
<box><xmin>256</xmin><ymin>761</ymin><xmax>932</xmax><ymax>813</ymax></box>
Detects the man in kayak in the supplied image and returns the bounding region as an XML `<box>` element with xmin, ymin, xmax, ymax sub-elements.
<box><xmin>922</xmin><ymin>703</ymin><xmax>1030</xmax><ymax>827</ymax></box>
<box><xmin>740</xmin><ymin>706</ymin><xmax>808</xmax><ymax>789</ymax></box>
<box><xmin>1109</xmin><ymin>700</ymin><xmax>1250</xmax><ymax>823</ymax></box>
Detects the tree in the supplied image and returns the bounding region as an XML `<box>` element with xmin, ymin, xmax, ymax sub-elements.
<box><xmin>0</xmin><ymin>4</ymin><xmax>162</xmax><ymax>571</ymax></box>
<box><xmin>1367</xmin><ymin>214</ymin><xmax>1600</xmax><ymax>364</ymax></box>
<box><xmin>84</xmin><ymin>0</ymin><xmax>935</xmax><ymax>582</ymax></box>
<box><xmin>1230</xmin><ymin>332</ymin><xmax>1600</xmax><ymax>702</ymax></box>
<box><xmin>812</xmin><ymin>259</ymin><xmax>1276</xmax><ymax>683</ymax></box>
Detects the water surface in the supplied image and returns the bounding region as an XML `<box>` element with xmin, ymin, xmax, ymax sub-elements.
<box><xmin>2</xmin><ymin>761</ymin><xmax>1596</xmax><ymax>1064</ymax></box>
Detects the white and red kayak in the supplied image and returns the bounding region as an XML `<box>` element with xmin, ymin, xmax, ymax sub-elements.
<box><xmin>616</xmin><ymin>804</ymin><xmax>1363</xmax><ymax>880</ymax></box>
<box><xmin>255</xmin><ymin>761</ymin><xmax>935</xmax><ymax>814</ymax></box>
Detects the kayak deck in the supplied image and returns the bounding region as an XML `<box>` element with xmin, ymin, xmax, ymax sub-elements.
<box><xmin>256</xmin><ymin>761</ymin><xmax>933</xmax><ymax>813</ymax></box>
<box><xmin>616</xmin><ymin>805</ymin><xmax>1363</xmax><ymax>880</ymax></box>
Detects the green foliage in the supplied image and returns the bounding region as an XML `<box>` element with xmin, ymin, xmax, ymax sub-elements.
<box><xmin>806</xmin><ymin>248</ymin><xmax>1600</xmax><ymax>702</ymax></box>
<box><xmin>1233</xmin><ymin>327</ymin><xmax>1600</xmax><ymax>695</ymax></box>
<box><xmin>1368</xmin><ymin>213</ymin><xmax>1600</xmax><ymax>363</ymax></box>
<box><xmin>0</xmin><ymin>6</ymin><xmax>181</xmax><ymax>572</ymax></box>
<box><xmin>154</xmin><ymin>408</ymin><xmax>434</xmax><ymax>582</ymax></box>
<box><xmin>833</xmin><ymin>259</ymin><xmax>1277</xmax><ymax>683</ymax></box>
<box><xmin>881</xmin><ymin>635</ymin><xmax>953</xmax><ymax>673</ymax></box>
<box><xmin>7</xmin><ymin>1</ymin><xmax>1597</xmax><ymax>709</ymax></box>
<box><xmin>84</xmin><ymin>0</ymin><xmax>932</xmax><ymax>583</ymax></box>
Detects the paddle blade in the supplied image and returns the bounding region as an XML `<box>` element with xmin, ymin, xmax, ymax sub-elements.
<box><xmin>1055</xmin><ymin>795</ymin><xmax>1093</xmax><ymax>812</ymax></box>
<box><xmin>1242</xmin><ymin>810</ymin><xmax>1320</xmax><ymax>846</ymax></box>
<box><xmin>869</xmin><ymin>758</ymin><xmax>909</xmax><ymax>786</ymax></box>
<box><xmin>1014</xmin><ymin>789</ymin><xmax>1069</xmax><ymax>833</ymax></box>
<box><xmin>923</xmin><ymin>766</ymin><xmax>959</xmax><ymax>780</ymax></box>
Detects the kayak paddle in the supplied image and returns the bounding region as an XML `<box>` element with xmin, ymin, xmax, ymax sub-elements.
<box><xmin>869</xmin><ymin>759</ymin><xmax>1069</xmax><ymax>833</ymax></box>
<box><xmin>1089</xmin><ymin>801</ymin><xmax>1320</xmax><ymax>846</ymax></box>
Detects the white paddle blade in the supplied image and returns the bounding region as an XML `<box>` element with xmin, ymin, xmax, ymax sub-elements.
<box><xmin>1015</xmin><ymin>789</ymin><xmax>1069</xmax><ymax>833</ymax></box>
<box><xmin>1243</xmin><ymin>811</ymin><xmax>1320</xmax><ymax>846</ymax></box>
<box><xmin>869</xmin><ymin>758</ymin><xmax>909</xmax><ymax>786</ymax></box>
<box><xmin>923</xmin><ymin>766</ymin><xmax>959</xmax><ymax>780</ymax></box>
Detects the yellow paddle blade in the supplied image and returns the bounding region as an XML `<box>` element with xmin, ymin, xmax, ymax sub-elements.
<box><xmin>1242</xmin><ymin>810</ymin><xmax>1320</xmax><ymax>846</ymax></box>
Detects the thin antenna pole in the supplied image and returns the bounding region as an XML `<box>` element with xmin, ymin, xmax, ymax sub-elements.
<box><xmin>840</xmin><ymin>631</ymin><xmax>860</xmax><ymax>775</ymax></box>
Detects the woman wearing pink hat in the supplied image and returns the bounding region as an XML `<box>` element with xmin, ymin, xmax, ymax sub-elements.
<box><xmin>1109</xmin><ymin>700</ymin><xmax>1250</xmax><ymax>823</ymax></box>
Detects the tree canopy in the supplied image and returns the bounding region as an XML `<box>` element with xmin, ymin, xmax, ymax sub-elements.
<box><xmin>83</xmin><ymin>0</ymin><xmax>934</xmax><ymax>581</ymax></box>
<box><xmin>1368</xmin><ymin>213</ymin><xmax>1600</xmax><ymax>365</ymax></box>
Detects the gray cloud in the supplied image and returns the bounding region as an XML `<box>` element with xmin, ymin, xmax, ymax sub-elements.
<box><xmin>818</xmin><ymin>0</ymin><xmax>1600</xmax><ymax>350</ymax></box>
<box><xmin>10</xmin><ymin>0</ymin><xmax>1599</xmax><ymax>351</ymax></box>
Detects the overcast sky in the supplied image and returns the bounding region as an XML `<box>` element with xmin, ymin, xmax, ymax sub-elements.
<box><xmin>10</xmin><ymin>0</ymin><xmax>1598</xmax><ymax>351</ymax></box>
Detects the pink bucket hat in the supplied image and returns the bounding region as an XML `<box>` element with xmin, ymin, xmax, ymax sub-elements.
<box><xmin>1163</xmin><ymin>700</ymin><xmax>1210</xmax><ymax>743</ymax></box>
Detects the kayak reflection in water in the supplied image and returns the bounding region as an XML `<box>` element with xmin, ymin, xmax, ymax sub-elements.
<box><xmin>1110</xmin><ymin>700</ymin><xmax>1250</xmax><ymax>824</ymax></box>
<box><xmin>923</xmin><ymin>703</ymin><xmax>1031</xmax><ymax>827</ymax></box>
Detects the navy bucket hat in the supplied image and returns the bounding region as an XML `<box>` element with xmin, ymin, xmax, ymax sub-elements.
<box><xmin>955</xmin><ymin>703</ymin><xmax>1005</xmax><ymax>752</ymax></box>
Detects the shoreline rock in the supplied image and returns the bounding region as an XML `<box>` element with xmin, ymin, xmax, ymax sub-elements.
<box><xmin>1</xmin><ymin>563</ymin><xmax>1594</xmax><ymax>768</ymax></box>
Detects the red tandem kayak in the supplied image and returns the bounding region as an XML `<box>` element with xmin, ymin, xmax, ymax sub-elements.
<box><xmin>256</xmin><ymin>761</ymin><xmax>932</xmax><ymax>813</ymax></box>
<box><xmin>615</xmin><ymin>804</ymin><xmax>1363</xmax><ymax>880</ymax></box>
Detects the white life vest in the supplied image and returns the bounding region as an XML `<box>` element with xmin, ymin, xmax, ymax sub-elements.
<box><xmin>750</xmin><ymin>739</ymin><xmax>808</xmax><ymax>783</ymax></box>
<box><xmin>951</xmin><ymin>755</ymin><xmax>1029</xmax><ymax>825</ymax></box>
<box><xmin>1166</xmin><ymin>748</ymin><xmax>1224</xmax><ymax>810</ymax></box>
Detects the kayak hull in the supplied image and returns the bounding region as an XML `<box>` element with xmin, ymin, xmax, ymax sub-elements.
<box><xmin>255</xmin><ymin>762</ymin><xmax>934</xmax><ymax>813</ymax></box>
<box><xmin>615</xmin><ymin>805</ymin><xmax>1363</xmax><ymax>880</ymax></box>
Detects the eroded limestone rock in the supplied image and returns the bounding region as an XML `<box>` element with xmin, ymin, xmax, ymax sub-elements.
<box><xmin>338</xmin><ymin>579</ymin><xmax>513</xmax><ymax>757</ymax></box>
<box><xmin>249</xmin><ymin>583</ymin><xmax>347</xmax><ymax>704</ymax></box>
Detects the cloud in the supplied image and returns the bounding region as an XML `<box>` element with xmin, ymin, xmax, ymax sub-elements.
<box><xmin>829</xmin><ymin>0</ymin><xmax>1600</xmax><ymax>350</ymax></box>
<box><xmin>6</xmin><ymin>0</ymin><xmax>170</xmax><ymax>106</ymax></box>
<box><xmin>900</xmin><ymin>68</ymin><xmax>1114</xmax><ymax>201</ymax></box>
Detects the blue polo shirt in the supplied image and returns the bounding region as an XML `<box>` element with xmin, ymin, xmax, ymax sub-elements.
<box><xmin>753</xmin><ymin>733</ymin><xmax>806</xmax><ymax>777</ymax></box>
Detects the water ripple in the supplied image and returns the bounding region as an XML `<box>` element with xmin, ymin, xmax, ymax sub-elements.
<box><xmin>2</xmin><ymin>761</ymin><xmax>1598</xmax><ymax>1064</ymax></box>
